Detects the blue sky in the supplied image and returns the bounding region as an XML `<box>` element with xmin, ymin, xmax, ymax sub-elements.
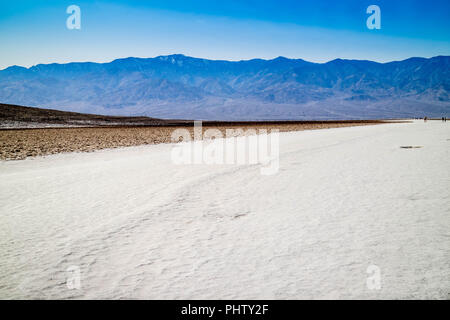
<box><xmin>0</xmin><ymin>0</ymin><xmax>449</xmax><ymax>69</ymax></box>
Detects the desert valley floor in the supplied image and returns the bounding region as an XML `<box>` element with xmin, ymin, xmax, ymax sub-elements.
<box><xmin>0</xmin><ymin>120</ymin><xmax>449</xmax><ymax>299</ymax></box>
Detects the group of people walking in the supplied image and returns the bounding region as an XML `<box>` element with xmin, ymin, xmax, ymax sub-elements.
<box><xmin>423</xmin><ymin>117</ymin><xmax>447</xmax><ymax>122</ymax></box>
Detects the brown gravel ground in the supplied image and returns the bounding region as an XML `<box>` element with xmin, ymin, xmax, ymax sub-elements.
<box><xmin>0</xmin><ymin>121</ymin><xmax>386</xmax><ymax>160</ymax></box>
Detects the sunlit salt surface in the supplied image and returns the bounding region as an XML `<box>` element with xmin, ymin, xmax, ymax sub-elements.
<box><xmin>0</xmin><ymin>121</ymin><xmax>449</xmax><ymax>299</ymax></box>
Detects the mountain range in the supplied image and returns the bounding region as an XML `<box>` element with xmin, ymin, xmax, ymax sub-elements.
<box><xmin>0</xmin><ymin>54</ymin><xmax>448</xmax><ymax>120</ymax></box>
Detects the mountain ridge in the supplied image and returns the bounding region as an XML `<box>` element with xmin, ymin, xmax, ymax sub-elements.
<box><xmin>0</xmin><ymin>54</ymin><xmax>448</xmax><ymax>120</ymax></box>
<box><xmin>4</xmin><ymin>54</ymin><xmax>449</xmax><ymax>72</ymax></box>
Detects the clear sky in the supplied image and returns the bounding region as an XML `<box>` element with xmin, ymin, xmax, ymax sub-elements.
<box><xmin>0</xmin><ymin>0</ymin><xmax>449</xmax><ymax>69</ymax></box>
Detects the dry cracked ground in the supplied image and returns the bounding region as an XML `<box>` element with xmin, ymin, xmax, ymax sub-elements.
<box><xmin>0</xmin><ymin>122</ymin><xmax>384</xmax><ymax>160</ymax></box>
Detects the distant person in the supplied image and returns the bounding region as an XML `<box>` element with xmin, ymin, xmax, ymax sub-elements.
<box><xmin>424</xmin><ymin>116</ymin><xmax>428</xmax><ymax>122</ymax></box>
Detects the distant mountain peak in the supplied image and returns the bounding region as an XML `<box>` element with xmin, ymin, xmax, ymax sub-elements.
<box><xmin>273</xmin><ymin>56</ymin><xmax>289</xmax><ymax>60</ymax></box>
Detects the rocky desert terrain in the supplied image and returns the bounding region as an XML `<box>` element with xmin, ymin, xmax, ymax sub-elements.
<box><xmin>0</xmin><ymin>103</ymin><xmax>386</xmax><ymax>160</ymax></box>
